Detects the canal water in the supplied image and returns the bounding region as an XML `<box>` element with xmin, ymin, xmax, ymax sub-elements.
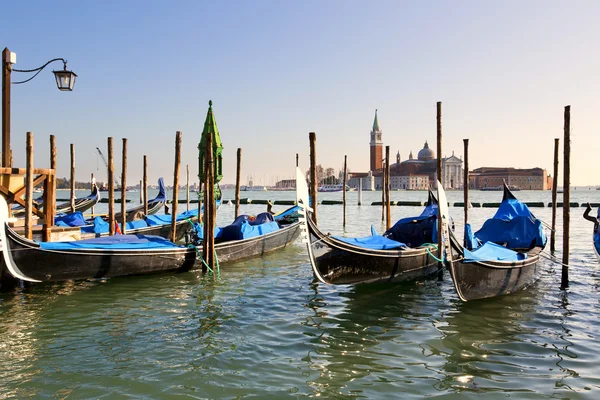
<box><xmin>1</xmin><ymin>188</ymin><xmax>599</xmax><ymax>399</ymax></box>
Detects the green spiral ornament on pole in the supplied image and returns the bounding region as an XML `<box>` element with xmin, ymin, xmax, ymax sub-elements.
<box><xmin>198</xmin><ymin>100</ymin><xmax>223</xmax><ymax>200</ymax></box>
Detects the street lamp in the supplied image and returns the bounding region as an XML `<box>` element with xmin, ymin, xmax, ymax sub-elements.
<box><xmin>2</xmin><ymin>47</ymin><xmax>77</xmax><ymax>167</ymax></box>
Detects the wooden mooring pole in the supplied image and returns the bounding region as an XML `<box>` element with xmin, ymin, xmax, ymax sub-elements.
<box><xmin>296</xmin><ymin>153</ymin><xmax>299</xmax><ymax>168</ymax></box>
<box><xmin>70</xmin><ymin>144</ymin><xmax>75</xmax><ymax>213</ymax></box>
<box><xmin>171</xmin><ymin>131</ymin><xmax>182</xmax><ymax>243</ymax></box>
<box><xmin>463</xmin><ymin>139</ymin><xmax>469</xmax><ymax>244</ymax></box>
<box><xmin>551</xmin><ymin>138</ymin><xmax>559</xmax><ymax>253</ymax></box>
<box><xmin>91</xmin><ymin>173</ymin><xmax>95</xmax><ymax>215</ymax></box>
<box><xmin>143</xmin><ymin>155</ymin><xmax>148</xmax><ymax>215</ymax></box>
<box><xmin>309</xmin><ymin>132</ymin><xmax>317</xmax><ymax>224</ymax></box>
<box><xmin>381</xmin><ymin>159</ymin><xmax>385</xmax><ymax>222</ymax></box>
<box><xmin>49</xmin><ymin>135</ymin><xmax>57</xmax><ymax>221</ymax></box>
<box><xmin>358</xmin><ymin>179</ymin><xmax>362</xmax><ymax>206</ymax></box>
<box><xmin>343</xmin><ymin>155</ymin><xmax>347</xmax><ymax>228</ymax></box>
<box><xmin>235</xmin><ymin>148</ymin><xmax>242</xmax><ymax>218</ymax></box>
<box><xmin>186</xmin><ymin>164</ymin><xmax>190</xmax><ymax>212</ymax></box>
<box><xmin>202</xmin><ymin>126</ymin><xmax>215</xmax><ymax>272</ymax></box>
<box><xmin>108</xmin><ymin>137</ymin><xmax>115</xmax><ymax>235</ymax></box>
<box><xmin>436</xmin><ymin>101</ymin><xmax>443</xmax><ymax>265</ymax></box>
<box><xmin>385</xmin><ymin>146</ymin><xmax>391</xmax><ymax>231</ymax></box>
<box><xmin>139</xmin><ymin>180</ymin><xmax>143</xmax><ymax>203</ymax></box>
<box><xmin>561</xmin><ymin>106</ymin><xmax>571</xmax><ymax>289</ymax></box>
<box><xmin>121</xmin><ymin>138</ymin><xmax>128</xmax><ymax>234</ymax></box>
<box><xmin>24</xmin><ymin>132</ymin><xmax>33</xmax><ymax>240</ymax></box>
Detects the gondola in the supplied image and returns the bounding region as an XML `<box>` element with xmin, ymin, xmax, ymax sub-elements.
<box><xmin>295</xmin><ymin>168</ymin><xmax>448</xmax><ymax>284</ymax></box>
<box><xmin>11</xmin><ymin>185</ymin><xmax>100</xmax><ymax>217</ymax></box>
<box><xmin>0</xmin><ymin>195</ymin><xmax>301</xmax><ymax>283</ymax></box>
<box><xmin>445</xmin><ymin>182</ymin><xmax>547</xmax><ymax>301</ymax></box>
<box><xmin>115</xmin><ymin>177</ymin><xmax>168</xmax><ymax>220</ymax></box>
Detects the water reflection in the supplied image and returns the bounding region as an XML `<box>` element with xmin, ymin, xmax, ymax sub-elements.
<box><xmin>302</xmin><ymin>279</ymin><xmax>442</xmax><ymax>397</ymax></box>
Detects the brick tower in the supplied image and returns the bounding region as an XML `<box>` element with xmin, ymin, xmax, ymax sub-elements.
<box><xmin>369</xmin><ymin>109</ymin><xmax>383</xmax><ymax>171</ymax></box>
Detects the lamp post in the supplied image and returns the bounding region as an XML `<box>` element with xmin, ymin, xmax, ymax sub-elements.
<box><xmin>2</xmin><ymin>47</ymin><xmax>77</xmax><ymax>167</ymax></box>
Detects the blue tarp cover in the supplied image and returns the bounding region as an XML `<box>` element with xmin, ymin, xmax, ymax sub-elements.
<box><xmin>194</xmin><ymin>223</ymin><xmax>223</xmax><ymax>240</ymax></box>
<box><xmin>594</xmin><ymin>231</ymin><xmax>600</xmax><ymax>255</ymax></box>
<box><xmin>475</xmin><ymin>216</ymin><xmax>546</xmax><ymax>249</ymax></box>
<box><xmin>80</xmin><ymin>216</ymin><xmax>110</xmax><ymax>234</ymax></box>
<box><xmin>39</xmin><ymin>234</ymin><xmax>182</xmax><ymax>250</ymax></box>
<box><xmin>125</xmin><ymin>220</ymin><xmax>149</xmax><ymax>230</ymax></box>
<box><xmin>383</xmin><ymin>202</ymin><xmax>438</xmax><ymax>247</ymax></box>
<box><xmin>146</xmin><ymin>208</ymin><xmax>199</xmax><ymax>226</ymax></box>
<box><xmin>55</xmin><ymin>212</ymin><xmax>87</xmax><ymax>227</ymax></box>
<box><xmin>470</xmin><ymin>194</ymin><xmax>546</xmax><ymax>250</ymax></box>
<box><xmin>333</xmin><ymin>235</ymin><xmax>406</xmax><ymax>250</ymax></box>
<box><xmin>463</xmin><ymin>241</ymin><xmax>527</xmax><ymax>263</ymax></box>
<box><xmin>219</xmin><ymin>220</ymin><xmax>280</xmax><ymax>241</ymax></box>
<box><xmin>493</xmin><ymin>198</ymin><xmax>533</xmax><ymax>220</ymax></box>
<box><xmin>464</xmin><ymin>223</ymin><xmax>480</xmax><ymax>250</ymax></box>
<box><xmin>274</xmin><ymin>205</ymin><xmax>301</xmax><ymax>221</ymax></box>
<box><xmin>331</xmin><ymin>198</ymin><xmax>437</xmax><ymax>251</ymax></box>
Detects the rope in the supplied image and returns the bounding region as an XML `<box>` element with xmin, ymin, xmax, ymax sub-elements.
<box><xmin>539</xmin><ymin>248</ymin><xmax>591</xmax><ymax>269</ymax></box>
<box><xmin>421</xmin><ymin>243</ymin><xmax>445</xmax><ymax>263</ymax></box>
<box><xmin>185</xmin><ymin>218</ymin><xmax>219</xmax><ymax>276</ymax></box>
<box><xmin>187</xmin><ymin>243</ymin><xmax>214</xmax><ymax>273</ymax></box>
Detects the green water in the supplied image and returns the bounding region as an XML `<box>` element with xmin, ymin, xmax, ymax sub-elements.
<box><xmin>1</xmin><ymin>189</ymin><xmax>599</xmax><ymax>398</ymax></box>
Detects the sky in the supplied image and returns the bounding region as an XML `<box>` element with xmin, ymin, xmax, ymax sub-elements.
<box><xmin>2</xmin><ymin>0</ymin><xmax>599</xmax><ymax>186</ymax></box>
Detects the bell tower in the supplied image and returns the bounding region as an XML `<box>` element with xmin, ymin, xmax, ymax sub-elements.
<box><xmin>369</xmin><ymin>109</ymin><xmax>383</xmax><ymax>171</ymax></box>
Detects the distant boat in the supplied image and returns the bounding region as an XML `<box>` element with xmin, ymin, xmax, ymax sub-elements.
<box><xmin>241</xmin><ymin>185</ymin><xmax>267</xmax><ymax>191</ymax></box>
<box><xmin>317</xmin><ymin>184</ymin><xmax>350</xmax><ymax>192</ymax></box>
<box><xmin>481</xmin><ymin>185</ymin><xmax>520</xmax><ymax>191</ymax></box>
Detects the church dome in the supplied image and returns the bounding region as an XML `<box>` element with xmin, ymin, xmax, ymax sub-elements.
<box><xmin>417</xmin><ymin>141</ymin><xmax>435</xmax><ymax>161</ymax></box>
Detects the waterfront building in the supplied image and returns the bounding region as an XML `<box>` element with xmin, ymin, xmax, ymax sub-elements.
<box><xmin>347</xmin><ymin>171</ymin><xmax>375</xmax><ymax>191</ymax></box>
<box><xmin>470</xmin><ymin>167</ymin><xmax>552</xmax><ymax>190</ymax></box>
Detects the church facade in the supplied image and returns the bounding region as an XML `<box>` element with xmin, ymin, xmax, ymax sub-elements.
<box><xmin>348</xmin><ymin>110</ymin><xmax>464</xmax><ymax>190</ymax></box>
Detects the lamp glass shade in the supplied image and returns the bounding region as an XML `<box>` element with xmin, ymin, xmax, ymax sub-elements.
<box><xmin>53</xmin><ymin>70</ymin><xmax>77</xmax><ymax>91</ymax></box>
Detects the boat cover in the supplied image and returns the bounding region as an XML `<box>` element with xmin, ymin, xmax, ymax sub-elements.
<box><xmin>81</xmin><ymin>216</ymin><xmax>110</xmax><ymax>234</ymax></box>
<box><xmin>80</xmin><ymin>217</ymin><xmax>151</xmax><ymax>234</ymax></box>
<box><xmin>145</xmin><ymin>208</ymin><xmax>199</xmax><ymax>226</ymax></box>
<box><xmin>492</xmin><ymin>197</ymin><xmax>533</xmax><ymax>220</ymax></box>
<box><xmin>193</xmin><ymin>223</ymin><xmax>223</xmax><ymax>240</ymax></box>
<box><xmin>218</xmin><ymin>213</ymin><xmax>279</xmax><ymax>242</ymax></box>
<box><xmin>332</xmin><ymin>235</ymin><xmax>406</xmax><ymax>250</ymax></box>
<box><xmin>463</xmin><ymin>241</ymin><xmax>527</xmax><ymax>263</ymax></box>
<box><xmin>475</xmin><ymin>216</ymin><xmax>546</xmax><ymax>249</ymax></box>
<box><xmin>383</xmin><ymin>202</ymin><xmax>438</xmax><ymax>248</ymax></box>
<box><xmin>274</xmin><ymin>205</ymin><xmax>301</xmax><ymax>222</ymax></box>
<box><xmin>464</xmin><ymin>223</ymin><xmax>480</xmax><ymax>250</ymax></box>
<box><xmin>39</xmin><ymin>234</ymin><xmax>182</xmax><ymax>250</ymax></box>
<box><xmin>594</xmin><ymin>231</ymin><xmax>600</xmax><ymax>254</ymax></box>
<box><xmin>55</xmin><ymin>212</ymin><xmax>87</xmax><ymax>227</ymax></box>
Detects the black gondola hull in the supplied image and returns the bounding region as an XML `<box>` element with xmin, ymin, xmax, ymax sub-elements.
<box><xmin>448</xmin><ymin>241</ymin><xmax>542</xmax><ymax>301</ymax></box>
<box><xmin>304</xmin><ymin>214</ymin><xmax>440</xmax><ymax>284</ymax></box>
<box><xmin>2</xmin><ymin>221</ymin><xmax>301</xmax><ymax>282</ymax></box>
